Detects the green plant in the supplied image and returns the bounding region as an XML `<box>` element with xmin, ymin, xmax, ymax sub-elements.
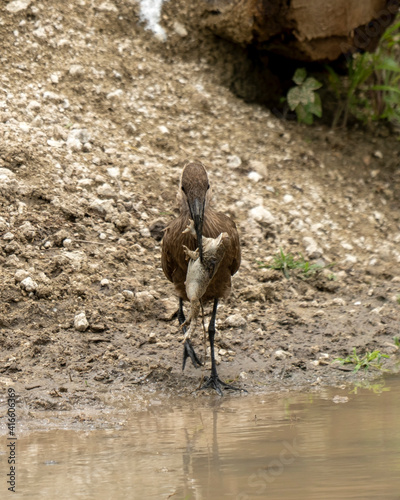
<box><xmin>396</xmin><ymin>295</ymin><xmax>400</xmax><ymax>305</ymax></box>
<box><xmin>287</xmin><ymin>68</ymin><xmax>323</xmax><ymax>125</ymax></box>
<box><xmin>334</xmin><ymin>348</ymin><xmax>389</xmax><ymax>373</ymax></box>
<box><xmin>327</xmin><ymin>14</ymin><xmax>400</xmax><ymax>127</ymax></box>
<box><xmin>258</xmin><ymin>248</ymin><xmax>323</xmax><ymax>279</ymax></box>
<box><xmin>394</xmin><ymin>336</ymin><xmax>400</xmax><ymax>347</ymax></box>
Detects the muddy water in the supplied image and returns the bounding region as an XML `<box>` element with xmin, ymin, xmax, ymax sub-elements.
<box><xmin>3</xmin><ymin>377</ymin><xmax>400</xmax><ymax>500</ymax></box>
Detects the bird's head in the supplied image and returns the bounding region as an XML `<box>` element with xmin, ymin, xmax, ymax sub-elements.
<box><xmin>179</xmin><ymin>160</ymin><xmax>210</xmax><ymax>263</ymax></box>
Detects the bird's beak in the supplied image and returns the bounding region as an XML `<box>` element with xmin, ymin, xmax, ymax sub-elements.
<box><xmin>189</xmin><ymin>197</ymin><xmax>204</xmax><ymax>263</ymax></box>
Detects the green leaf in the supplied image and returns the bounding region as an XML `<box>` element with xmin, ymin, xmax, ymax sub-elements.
<box><xmin>293</xmin><ymin>68</ymin><xmax>307</xmax><ymax>85</ymax></box>
<box><xmin>307</xmin><ymin>93</ymin><xmax>322</xmax><ymax>118</ymax></box>
<box><xmin>375</xmin><ymin>56</ymin><xmax>400</xmax><ymax>73</ymax></box>
<box><xmin>372</xmin><ymin>85</ymin><xmax>400</xmax><ymax>95</ymax></box>
<box><xmin>287</xmin><ymin>86</ymin><xmax>307</xmax><ymax>109</ymax></box>
<box><xmin>303</xmin><ymin>77</ymin><xmax>323</xmax><ymax>92</ymax></box>
<box><xmin>296</xmin><ymin>104</ymin><xmax>313</xmax><ymax>125</ymax></box>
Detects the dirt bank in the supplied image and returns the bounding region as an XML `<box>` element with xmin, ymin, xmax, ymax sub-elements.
<box><xmin>0</xmin><ymin>0</ymin><xmax>399</xmax><ymax>430</ymax></box>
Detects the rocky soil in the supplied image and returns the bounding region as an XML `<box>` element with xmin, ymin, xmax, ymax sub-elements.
<box><xmin>0</xmin><ymin>0</ymin><xmax>399</xmax><ymax>430</ymax></box>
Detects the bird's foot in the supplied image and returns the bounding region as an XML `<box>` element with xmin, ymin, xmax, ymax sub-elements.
<box><xmin>182</xmin><ymin>339</ymin><xmax>203</xmax><ymax>371</ymax></box>
<box><xmin>199</xmin><ymin>375</ymin><xmax>246</xmax><ymax>396</ymax></box>
<box><xmin>182</xmin><ymin>219</ymin><xmax>196</xmax><ymax>237</ymax></box>
<box><xmin>182</xmin><ymin>245</ymin><xmax>199</xmax><ymax>262</ymax></box>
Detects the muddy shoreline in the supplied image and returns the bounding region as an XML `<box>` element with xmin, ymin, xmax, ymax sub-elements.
<box><xmin>1</xmin><ymin>0</ymin><xmax>400</xmax><ymax>431</ymax></box>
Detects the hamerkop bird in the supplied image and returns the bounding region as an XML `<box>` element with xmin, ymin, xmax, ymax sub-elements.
<box><xmin>161</xmin><ymin>160</ymin><xmax>241</xmax><ymax>395</ymax></box>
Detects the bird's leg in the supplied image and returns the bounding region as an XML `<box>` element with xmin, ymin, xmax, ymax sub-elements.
<box><xmin>200</xmin><ymin>299</ymin><xmax>245</xmax><ymax>396</ymax></box>
<box><xmin>179</xmin><ymin>298</ymin><xmax>202</xmax><ymax>371</ymax></box>
<box><xmin>182</xmin><ymin>245</ymin><xmax>199</xmax><ymax>262</ymax></box>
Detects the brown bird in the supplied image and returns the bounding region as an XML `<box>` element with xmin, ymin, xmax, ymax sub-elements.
<box><xmin>161</xmin><ymin>160</ymin><xmax>242</xmax><ymax>395</ymax></box>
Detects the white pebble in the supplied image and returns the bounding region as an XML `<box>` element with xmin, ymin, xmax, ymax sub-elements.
<box><xmin>227</xmin><ymin>155</ymin><xmax>242</xmax><ymax>169</ymax></box>
<box><xmin>122</xmin><ymin>289</ymin><xmax>134</xmax><ymax>299</ymax></box>
<box><xmin>63</xmin><ymin>238</ymin><xmax>72</xmax><ymax>248</ymax></box>
<box><xmin>249</xmin><ymin>206</ymin><xmax>275</xmax><ymax>225</ymax></box>
<box><xmin>225</xmin><ymin>314</ymin><xmax>246</xmax><ymax>327</ymax></box>
<box><xmin>20</xmin><ymin>277</ymin><xmax>38</xmax><ymax>292</ymax></box>
<box><xmin>283</xmin><ymin>194</ymin><xmax>294</xmax><ymax>203</ymax></box>
<box><xmin>15</xmin><ymin>269</ymin><xmax>30</xmax><ymax>282</ymax></box>
<box><xmin>248</xmin><ymin>171</ymin><xmax>262</xmax><ymax>182</ymax></box>
<box><xmin>173</xmin><ymin>21</ymin><xmax>188</xmax><ymax>37</ymax></box>
<box><xmin>158</xmin><ymin>125</ymin><xmax>169</xmax><ymax>135</ymax></box>
<box><xmin>74</xmin><ymin>312</ymin><xmax>89</xmax><ymax>332</ymax></box>
<box><xmin>6</xmin><ymin>0</ymin><xmax>31</xmax><ymax>13</ymax></box>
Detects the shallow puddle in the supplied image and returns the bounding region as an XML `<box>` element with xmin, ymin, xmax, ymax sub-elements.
<box><xmin>2</xmin><ymin>377</ymin><xmax>400</xmax><ymax>499</ymax></box>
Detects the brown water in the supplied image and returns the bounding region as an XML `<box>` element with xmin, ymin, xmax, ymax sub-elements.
<box><xmin>2</xmin><ymin>377</ymin><xmax>400</xmax><ymax>500</ymax></box>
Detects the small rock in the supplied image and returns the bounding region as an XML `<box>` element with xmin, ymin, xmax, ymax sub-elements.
<box><xmin>69</xmin><ymin>65</ymin><xmax>85</xmax><ymax>76</ymax></box>
<box><xmin>107</xmin><ymin>167</ymin><xmax>120</xmax><ymax>178</ymax></box>
<box><xmin>20</xmin><ymin>277</ymin><xmax>38</xmax><ymax>292</ymax></box>
<box><xmin>248</xmin><ymin>160</ymin><xmax>267</xmax><ymax>176</ymax></box>
<box><xmin>332</xmin><ymin>298</ymin><xmax>346</xmax><ymax>306</ymax></box>
<box><xmin>134</xmin><ymin>291</ymin><xmax>155</xmax><ymax>311</ymax></box>
<box><xmin>249</xmin><ymin>206</ymin><xmax>275</xmax><ymax>225</ymax></box>
<box><xmin>67</xmin><ymin>128</ymin><xmax>91</xmax><ymax>151</ymax></box>
<box><xmin>227</xmin><ymin>155</ymin><xmax>242</xmax><ymax>169</ymax></box>
<box><xmin>6</xmin><ymin>0</ymin><xmax>31</xmax><ymax>13</ymax></box>
<box><xmin>52</xmin><ymin>124</ymin><xmax>67</xmax><ymax>141</ymax></box>
<box><xmin>283</xmin><ymin>194</ymin><xmax>294</xmax><ymax>203</ymax></box>
<box><xmin>218</xmin><ymin>349</ymin><xmax>227</xmax><ymax>356</ymax></box>
<box><xmin>140</xmin><ymin>227</ymin><xmax>151</xmax><ymax>238</ymax></box>
<box><xmin>148</xmin><ymin>332</ymin><xmax>157</xmax><ymax>344</ymax></box>
<box><xmin>373</xmin><ymin>150</ymin><xmax>383</xmax><ymax>159</ymax></box>
<box><xmin>63</xmin><ymin>238</ymin><xmax>72</xmax><ymax>248</ymax></box>
<box><xmin>15</xmin><ymin>269</ymin><xmax>30</xmax><ymax>282</ymax></box>
<box><xmin>97</xmin><ymin>183</ymin><xmax>116</xmax><ymax>198</ymax></box>
<box><xmin>173</xmin><ymin>21</ymin><xmax>188</xmax><ymax>37</ymax></box>
<box><xmin>0</xmin><ymin>217</ymin><xmax>8</xmax><ymax>231</ymax></box>
<box><xmin>225</xmin><ymin>314</ymin><xmax>246</xmax><ymax>328</ymax></box>
<box><xmin>122</xmin><ymin>290</ymin><xmax>134</xmax><ymax>300</ymax></box>
<box><xmin>43</xmin><ymin>91</ymin><xmax>63</xmax><ymax>102</ymax></box>
<box><xmin>53</xmin><ymin>229</ymin><xmax>70</xmax><ymax>246</ymax></box>
<box><xmin>107</xmin><ymin>89</ymin><xmax>124</xmax><ymax>100</ymax></box>
<box><xmin>27</xmin><ymin>100</ymin><xmax>41</xmax><ymax>111</ymax></box>
<box><xmin>248</xmin><ymin>171</ymin><xmax>262</xmax><ymax>182</ymax></box>
<box><xmin>158</xmin><ymin>125</ymin><xmax>169</xmax><ymax>135</ymax></box>
<box><xmin>74</xmin><ymin>312</ymin><xmax>89</xmax><ymax>332</ymax></box>
<box><xmin>274</xmin><ymin>349</ymin><xmax>292</xmax><ymax>360</ymax></box>
<box><xmin>3</xmin><ymin>232</ymin><xmax>15</xmax><ymax>241</ymax></box>
<box><xmin>100</xmin><ymin>279</ymin><xmax>110</xmax><ymax>287</ymax></box>
<box><xmin>303</xmin><ymin>236</ymin><xmax>323</xmax><ymax>259</ymax></box>
<box><xmin>332</xmin><ymin>395</ymin><xmax>349</xmax><ymax>404</ymax></box>
<box><xmin>66</xmin><ymin>136</ymin><xmax>82</xmax><ymax>152</ymax></box>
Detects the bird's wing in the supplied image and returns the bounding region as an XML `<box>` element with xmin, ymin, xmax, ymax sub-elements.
<box><xmin>161</xmin><ymin>225</ymin><xmax>176</xmax><ymax>282</ymax></box>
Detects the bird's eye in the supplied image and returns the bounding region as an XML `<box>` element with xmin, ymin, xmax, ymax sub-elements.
<box><xmin>207</xmin><ymin>184</ymin><xmax>210</xmax><ymax>190</ymax></box>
